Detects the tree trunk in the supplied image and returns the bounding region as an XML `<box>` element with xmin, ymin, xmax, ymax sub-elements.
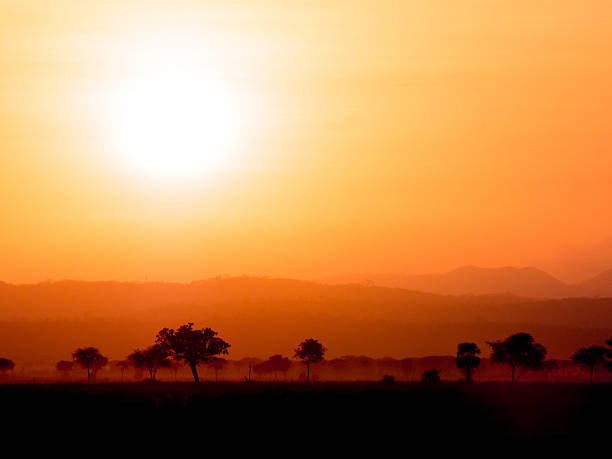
<box><xmin>87</xmin><ymin>364</ymin><xmax>91</xmax><ymax>385</ymax></box>
<box><xmin>149</xmin><ymin>368</ymin><xmax>154</xmax><ymax>382</ymax></box>
<box><xmin>511</xmin><ymin>365</ymin><xmax>515</xmax><ymax>383</ymax></box>
<box><xmin>306</xmin><ymin>362</ymin><xmax>311</xmax><ymax>382</ymax></box>
<box><xmin>466</xmin><ymin>366</ymin><xmax>471</xmax><ymax>383</ymax></box>
<box><xmin>190</xmin><ymin>363</ymin><xmax>199</xmax><ymax>383</ymax></box>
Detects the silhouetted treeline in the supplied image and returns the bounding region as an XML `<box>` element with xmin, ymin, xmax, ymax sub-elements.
<box><xmin>6</xmin><ymin>354</ymin><xmax>612</xmax><ymax>383</ymax></box>
<box><xmin>4</xmin><ymin>327</ymin><xmax>612</xmax><ymax>384</ymax></box>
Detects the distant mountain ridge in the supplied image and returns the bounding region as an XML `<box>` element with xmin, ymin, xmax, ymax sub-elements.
<box><xmin>2</xmin><ymin>275</ymin><xmax>612</xmax><ymax>362</ymax></box>
<box><xmin>322</xmin><ymin>266</ymin><xmax>612</xmax><ymax>298</ymax></box>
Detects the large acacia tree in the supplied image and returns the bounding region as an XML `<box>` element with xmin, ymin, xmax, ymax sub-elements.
<box><xmin>294</xmin><ymin>338</ymin><xmax>326</xmax><ymax>382</ymax></box>
<box><xmin>487</xmin><ymin>333</ymin><xmax>546</xmax><ymax>382</ymax></box>
<box><xmin>156</xmin><ymin>323</ymin><xmax>230</xmax><ymax>383</ymax></box>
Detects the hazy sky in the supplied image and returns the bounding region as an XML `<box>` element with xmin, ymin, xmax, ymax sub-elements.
<box><xmin>1</xmin><ymin>1</ymin><xmax>612</xmax><ymax>283</ymax></box>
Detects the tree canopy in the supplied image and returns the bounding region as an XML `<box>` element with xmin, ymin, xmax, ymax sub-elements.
<box><xmin>128</xmin><ymin>344</ymin><xmax>171</xmax><ymax>381</ymax></box>
<box><xmin>294</xmin><ymin>338</ymin><xmax>326</xmax><ymax>381</ymax></box>
<box><xmin>487</xmin><ymin>333</ymin><xmax>546</xmax><ymax>382</ymax></box>
<box><xmin>572</xmin><ymin>346</ymin><xmax>608</xmax><ymax>384</ymax></box>
<box><xmin>156</xmin><ymin>323</ymin><xmax>230</xmax><ymax>383</ymax></box>
<box><xmin>72</xmin><ymin>347</ymin><xmax>108</xmax><ymax>384</ymax></box>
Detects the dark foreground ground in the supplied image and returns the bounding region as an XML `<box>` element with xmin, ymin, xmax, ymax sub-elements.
<box><xmin>1</xmin><ymin>382</ymin><xmax>610</xmax><ymax>449</ymax></box>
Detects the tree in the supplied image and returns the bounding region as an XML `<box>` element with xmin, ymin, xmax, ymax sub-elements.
<box><xmin>455</xmin><ymin>342</ymin><xmax>481</xmax><ymax>383</ymax></box>
<box><xmin>294</xmin><ymin>338</ymin><xmax>326</xmax><ymax>382</ymax></box>
<box><xmin>207</xmin><ymin>357</ymin><xmax>227</xmax><ymax>382</ymax></box>
<box><xmin>115</xmin><ymin>360</ymin><xmax>132</xmax><ymax>381</ymax></box>
<box><xmin>541</xmin><ymin>360</ymin><xmax>559</xmax><ymax>383</ymax></box>
<box><xmin>572</xmin><ymin>346</ymin><xmax>608</xmax><ymax>384</ymax></box>
<box><xmin>0</xmin><ymin>358</ymin><xmax>15</xmax><ymax>375</ymax></box>
<box><xmin>56</xmin><ymin>360</ymin><xmax>74</xmax><ymax>377</ymax></box>
<box><xmin>487</xmin><ymin>333</ymin><xmax>547</xmax><ymax>382</ymax></box>
<box><xmin>254</xmin><ymin>354</ymin><xmax>292</xmax><ymax>380</ymax></box>
<box><xmin>72</xmin><ymin>347</ymin><xmax>108</xmax><ymax>384</ymax></box>
<box><xmin>128</xmin><ymin>344</ymin><xmax>171</xmax><ymax>382</ymax></box>
<box><xmin>421</xmin><ymin>369</ymin><xmax>440</xmax><ymax>384</ymax></box>
<box><xmin>155</xmin><ymin>323</ymin><xmax>230</xmax><ymax>383</ymax></box>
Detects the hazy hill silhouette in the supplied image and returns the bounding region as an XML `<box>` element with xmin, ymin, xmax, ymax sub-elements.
<box><xmin>1</xmin><ymin>276</ymin><xmax>612</xmax><ymax>363</ymax></box>
<box><xmin>575</xmin><ymin>268</ymin><xmax>612</xmax><ymax>297</ymax></box>
<box><xmin>323</xmin><ymin>266</ymin><xmax>612</xmax><ymax>298</ymax></box>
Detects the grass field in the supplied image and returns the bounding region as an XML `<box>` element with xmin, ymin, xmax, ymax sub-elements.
<box><xmin>2</xmin><ymin>381</ymin><xmax>610</xmax><ymax>446</ymax></box>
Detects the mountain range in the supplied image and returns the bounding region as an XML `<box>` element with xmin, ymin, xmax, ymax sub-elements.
<box><xmin>322</xmin><ymin>266</ymin><xmax>612</xmax><ymax>298</ymax></box>
<box><xmin>1</xmin><ymin>274</ymin><xmax>612</xmax><ymax>362</ymax></box>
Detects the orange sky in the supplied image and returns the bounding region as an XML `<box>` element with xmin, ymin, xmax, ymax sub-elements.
<box><xmin>1</xmin><ymin>0</ymin><xmax>612</xmax><ymax>283</ymax></box>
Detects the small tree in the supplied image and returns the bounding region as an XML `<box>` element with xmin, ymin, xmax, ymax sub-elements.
<box><xmin>487</xmin><ymin>332</ymin><xmax>547</xmax><ymax>382</ymax></box>
<box><xmin>115</xmin><ymin>360</ymin><xmax>132</xmax><ymax>381</ymax></box>
<box><xmin>72</xmin><ymin>347</ymin><xmax>108</xmax><ymax>384</ymax></box>
<box><xmin>56</xmin><ymin>360</ymin><xmax>74</xmax><ymax>377</ymax></box>
<box><xmin>254</xmin><ymin>354</ymin><xmax>292</xmax><ymax>381</ymax></box>
<box><xmin>572</xmin><ymin>346</ymin><xmax>608</xmax><ymax>384</ymax></box>
<box><xmin>207</xmin><ymin>357</ymin><xmax>227</xmax><ymax>382</ymax></box>
<box><xmin>128</xmin><ymin>344</ymin><xmax>171</xmax><ymax>382</ymax></box>
<box><xmin>0</xmin><ymin>358</ymin><xmax>15</xmax><ymax>376</ymax></box>
<box><xmin>156</xmin><ymin>323</ymin><xmax>230</xmax><ymax>383</ymax></box>
<box><xmin>294</xmin><ymin>338</ymin><xmax>326</xmax><ymax>382</ymax></box>
<box><xmin>541</xmin><ymin>360</ymin><xmax>559</xmax><ymax>383</ymax></box>
<box><xmin>455</xmin><ymin>342</ymin><xmax>481</xmax><ymax>383</ymax></box>
<box><xmin>421</xmin><ymin>369</ymin><xmax>440</xmax><ymax>384</ymax></box>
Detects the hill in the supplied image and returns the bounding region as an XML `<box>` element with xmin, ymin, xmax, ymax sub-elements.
<box><xmin>1</xmin><ymin>277</ymin><xmax>612</xmax><ymax>363</ymax></box>
<box><xmin>323</xmin><ymin>266</ymin><xmax>612</xmax><ymax>298</ymax></box>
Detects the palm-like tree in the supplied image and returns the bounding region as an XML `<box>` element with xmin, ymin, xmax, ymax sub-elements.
<box><xmin>455</xmin><ymin>342</ymin><xmax>481</xmax><ymax>383</ymax></box>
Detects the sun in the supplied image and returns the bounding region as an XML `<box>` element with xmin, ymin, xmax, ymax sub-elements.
<box><xmin>110</xmin><ymin>68</ymin><xmax>240</xmax><ymax>181</ymax></box>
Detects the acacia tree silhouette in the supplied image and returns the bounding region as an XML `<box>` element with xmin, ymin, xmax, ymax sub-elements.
<box><xmin>128</xmin><ymin>344</ymin><xmax>171</xmax><ymax>382</ymax></box>
<box><xmin>294</xmin><ymin>339</ymin><xmax>326</xmax><ymax>382</ymax></box>
<box><xmin>156</xmin><ymin>323</ymin><xmax>230</xmax><ymax>383</ymax></box>
<box><xmin>572</xmin><ymin>346</ymin><xmax>608</xmax><ymax>384</ymax></box>
<box><xmin>72</xmin><ymin>347</ymin><xmax>108</xmax><ymax>384</ymax></box>
<box><xmin>455</xmin><ymin>342</ymin><xmax>481</xmax><ymax>383</ymax></box>
<box><xmin>487</xmin><ymin>333</ymin><xmax>546</xmax><ymax>382</ymax></box>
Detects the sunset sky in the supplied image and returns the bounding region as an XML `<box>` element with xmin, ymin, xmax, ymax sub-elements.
<box><xmin>1</xmin><ymin>0</ymin><xmax>612</xmax><ymax>283</ymax></box>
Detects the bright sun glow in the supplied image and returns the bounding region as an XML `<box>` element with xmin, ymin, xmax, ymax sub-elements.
<box><xmin>110</xmin><ymin>68</ymin><xmax>241</xmax><ymax>181</ymax></box>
